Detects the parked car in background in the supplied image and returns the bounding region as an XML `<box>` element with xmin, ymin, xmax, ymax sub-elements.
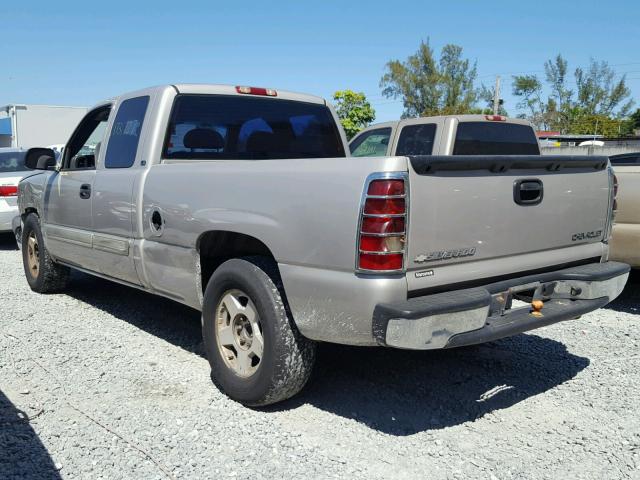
<box><xmin>609</xmin><ymin>152</ymin><xmax>640</xmax><ymax>267</ymax></box>
<box><xmin>0</xmin><ymin>148</ymin><xmax>32</xmax><ymax>235</ymax></box>
<box><xmin>14</xmin><ymin>90</ymin><xmax>627</xmax><ymax>406</ymax></box>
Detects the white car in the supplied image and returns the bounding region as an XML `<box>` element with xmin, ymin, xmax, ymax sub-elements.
<box><xmin>0</xmin><ymin>149</ymin><xmax>33</xmax><ymax>234</ymax></box>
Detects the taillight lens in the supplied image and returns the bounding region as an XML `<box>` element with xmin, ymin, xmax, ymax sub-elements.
<box><xmin>367</xmin><ymin>179</ymin><xmax>404</xmax><ymax>196</ymax></box>
<box><xmin>612</xmin><ymin>173</ymin><xmax>619</xmax><ymax>217</ymax></box>
<box><xmin>0</xmin><ymin>185</ymin><xmax>18</xmax><ymax>197</ymax></box>
<box><xmin>357</xmin><ymin>176</ymin><xmax>408</xmax><ymax>272</ymax></box>
<box><xmin>359</xmin><ymin>235</ymin><xmax>404</xmax><ymax>253</ymax></box>
<box><xmin>361</xmin><ymin>216</ymin><xmax>405</xmax><ymax>234</ymax></box>
<box><xmin>605</xmin><ymin>167</ymin><xmax>618</xmax><ymax>243</ymax></box>
<box><xmin>359</xmin><ymin>253</ymin><xmax>403</xmax><ymax>271</ymax></box>
<box><xmin>364</xmin><ymin>198</ymin><xmax>405</xmax><ymax>215</ymax></box>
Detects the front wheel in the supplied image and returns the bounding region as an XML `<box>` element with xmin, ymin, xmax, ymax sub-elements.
<box><xmin>202</xmin><ymin>257</ymin><xmax>316</xmax><ymax>406</ymax></box>
<box><xmin>21</xmin><ymin>214</ymin><xmax>70</xmax><ymax>293</ymax></box>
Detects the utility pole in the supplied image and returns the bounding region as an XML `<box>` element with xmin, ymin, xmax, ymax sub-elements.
<box><xmin>492</xmin><ymin>76</ymin><xmax>501</xmax><ymax>115</ymax></box>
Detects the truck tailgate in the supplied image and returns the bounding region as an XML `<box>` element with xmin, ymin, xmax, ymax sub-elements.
<box><xmin>405</xmin><ymin>155</ymin><xmax>611</xmax><ymax>291</ymax></box>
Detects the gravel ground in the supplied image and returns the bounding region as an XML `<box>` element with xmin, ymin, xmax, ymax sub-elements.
<box><xmin>1</xmin><ymin>232</ymin><xmax>639</xmax><ymax>480</ymax></box>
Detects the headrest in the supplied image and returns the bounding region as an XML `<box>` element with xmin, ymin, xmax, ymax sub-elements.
<box><xmin>184</xmin><ymin>128</ymin><xmax>224</xmax><ymax>150</ymax></box>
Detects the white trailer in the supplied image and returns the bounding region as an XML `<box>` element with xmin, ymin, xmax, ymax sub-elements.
<box><xmin>0</xmin><ymin>104</ymin><xmax>87</xmax><ymax>149</ymax></box>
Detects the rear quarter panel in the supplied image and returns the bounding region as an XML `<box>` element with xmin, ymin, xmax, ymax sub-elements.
<box><xmin>139</xmin><ymin>156</ymin><xmax>408</xmax><ymax>312</ymax></box>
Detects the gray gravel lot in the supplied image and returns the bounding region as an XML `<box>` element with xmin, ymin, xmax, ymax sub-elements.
<box><xmin>1</xmin><ymin>232</ymin><xmax>639</xmax><ymax>479</ymax></box>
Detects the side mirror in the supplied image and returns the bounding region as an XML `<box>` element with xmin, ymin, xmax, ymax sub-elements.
<box><xmin>25</xmin><ymin>148</ymin><xmax>57</xmax><ymax>170</ymax></box>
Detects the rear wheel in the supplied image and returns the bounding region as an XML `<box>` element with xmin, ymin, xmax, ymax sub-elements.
<box><xmin>202</xmin><ymin>257</ymin><xmax>316</xmax><ymax>406</ymax></box>
<box><xmin>21</xmin><ymin>214</ymin><xmax>70</xmax><ymax>293</ymax></box>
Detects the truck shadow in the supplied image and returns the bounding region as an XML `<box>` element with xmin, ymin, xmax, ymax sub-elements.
<box><xmin>276</xmin><ymin>337</ymin><xmax>588</xmax><ymax>435</ymax></box>
<box><xmin>0</xmin><ymin>389</ymin><xmax>62</xmax><ymax>479</ymax></box>
<box><xmin>0</xmin><ymin>232</ymin><xmax>18</xmax><ymax>251</ymax></box>
<box><xmin>63</xmin><ymin>272</ymin><xmax>590</xmax><ymax>435</ymax></box>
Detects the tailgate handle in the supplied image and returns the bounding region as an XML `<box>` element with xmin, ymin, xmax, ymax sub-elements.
<box><xmin>514</xmin><ymin>179</ymin><xmax>543</xmax><ymax>206</ymax></box>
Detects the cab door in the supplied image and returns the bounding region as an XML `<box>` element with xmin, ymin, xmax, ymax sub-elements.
<box><xmin>43</xmin><ymin>105</ymin><xmax>111</xmax><ymax>271</ymax></box>
<box><xmin>90</xmin><ymin>93</ymin><xmax>153</xmax><ymax>285</ymax></box>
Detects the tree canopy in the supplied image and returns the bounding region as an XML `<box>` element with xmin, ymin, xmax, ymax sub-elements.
<box><xmin>332</xmin><ymin>90</ymin><xmax>376</xmax><ymax>139</ymax></box>
<box><xmin>380</xmin><ymin>41</ymin><xmax>479</xmax><ymax>117</ymax></box>
<box><xmin>512</xmin><ymin>54</ymin><xmax>634</xmax><ymax>133</ymax></box>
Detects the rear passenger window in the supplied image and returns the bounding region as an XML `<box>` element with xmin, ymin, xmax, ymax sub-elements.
<box><xmin>350</xmin><ymin>128</ymin><xmax>391</xmax><ymax>157</ymax></box>
<box><xmin>104</xmin><ymin>96</ymin><xmax>150</xmax><ymax>168</ymax></box>
<box><xmin>396</xmin><ymin>124</ymin><xmax>436</xmax><ymax>156</ymax></box>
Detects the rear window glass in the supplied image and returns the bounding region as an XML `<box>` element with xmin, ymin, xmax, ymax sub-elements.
<box><xmin>164</xmin><ymin>95</ymin><xmax>345</xmax><ymax>160</ymax></box>
<box><xmin>610</xmin><ymin>153</ymin><xmax>640</xmax><ymax>166</ymax></box>
<box><xmin>453</xmin><ymin>122</ymin><xmax>540</xmax><ymax>155</ymax></box>
<box><xmin>0</xmin><ymin>151</ymin><xmax>29</xmax><ymax>172</ymax></box>
<box><xmin>396</xmin><ymin>124</ymin><xmax>436</xmax><ymax>156</ymax></box>
<box><xmin>350</xmin><ymin>128</ymin><xmax>391</xmax><ymax>157</ymax></box>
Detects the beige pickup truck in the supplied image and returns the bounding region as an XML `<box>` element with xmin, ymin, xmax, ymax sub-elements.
<box><xmin>609</xmin><ymin>152</ymin><xmax>640</xmax><ymax>267</ymax></box>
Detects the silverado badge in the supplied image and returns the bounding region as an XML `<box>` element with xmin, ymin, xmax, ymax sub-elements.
<box><xmin>414</xmin><ymin>247</ymin><xmax>477</xmax><ymax>263</ymax></box>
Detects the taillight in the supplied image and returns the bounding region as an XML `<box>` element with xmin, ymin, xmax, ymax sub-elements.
<box><xmin>235</xmin><ymin>86</ymin><xmax>277</xmax><ymax>97</ymax></box>
<box><xmin>357</xmin><ymin>175</ymin><xmax>408</xmax><ymax>272</ymax></box>
<box><xmin>0</xmin><ymin>185</ymin><xmax>18</xmax><ymax>197</ymax></box>
<box><xmin>484</xmin><ymin>115</ymin><xmax>507</xmax><ymax>121</ymax></box>
<box><xmin>604</xmin><ymin>167</ymin><xmax>618</xmax><ymax>243</ymax></box>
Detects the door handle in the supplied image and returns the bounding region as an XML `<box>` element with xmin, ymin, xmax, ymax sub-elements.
<box><xmin>514</xmin><ymin>179</ymin><xmax>543</xmax><ymax>206</ymax></box>
<box><xmin>79</xmin><ymin>184</ymin><xmax>91</xmax><ymax>199</ymax></box>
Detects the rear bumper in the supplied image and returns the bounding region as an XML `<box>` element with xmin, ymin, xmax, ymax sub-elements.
<box><xmin>373</xmin><ymin>261</ymin><xmax>629</xmax><ymax>350</ymax></box>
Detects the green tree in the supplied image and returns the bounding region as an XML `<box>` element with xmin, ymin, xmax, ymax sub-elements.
<box><xmin>511</xmin><ymin>75</ymin><xmax>549</xmax><ymax>129</ymax></box>
<box><xmin>380</xmin><ymin>40</ymin><xmax>479</xmax><ymax>117</ymax></box>
<box><xmin>566</xmin><ymin>112</ymin><xmax>633</xmax><ymax>137</ymax></box>
<box><xmin>512</xmin><ymin>55</ymin><xmax>634</xmax><ymax>134</ymax></box>
<box><xmin>332</xmin><ymin>90</ymin><xmax>376</xmax><ymax>139</ymax></box>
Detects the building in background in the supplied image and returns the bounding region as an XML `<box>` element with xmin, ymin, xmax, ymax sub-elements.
<box><xmin>0</xmin><ymin>104</ymin><xmax>87</xmax><ymax>148</ymax></box>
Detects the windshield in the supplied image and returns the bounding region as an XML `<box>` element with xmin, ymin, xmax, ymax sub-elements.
<box><xmin>0</xmin><ymin>151</ymin><xmax>29</xmax><ymax>173</ymax></box>
<box><xmin>164</xmin><ymin>95</ymin><xmax>346</xmax><ymax>160</ymax></box>
<box><xmin>453</xmin><ymin>122</ymin><xmax>540</xmax><ymax>155</ymax></box>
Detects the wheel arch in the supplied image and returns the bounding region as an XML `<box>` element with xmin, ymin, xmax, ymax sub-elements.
<box><xmin>196</xmin><ymin>230</ymin><xmax>280</xmax><ymax>293</ymax></box>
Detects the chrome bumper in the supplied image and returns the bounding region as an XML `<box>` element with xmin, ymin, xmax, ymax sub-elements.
<box><xmin>373</xmin><ymin>261</ymin><xmax>630</xmax><ymax>350</ymax></box>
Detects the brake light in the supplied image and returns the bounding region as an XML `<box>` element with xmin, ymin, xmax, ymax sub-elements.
<box><xmin>604</xmin><ymin>167</ymin><xmax>618</xmax><ymax>243</ymax></box>
<box><xmin>485</xmin><ymin>115</ymin><xmax>507</xmax><ymax>121</ymax></box>
<box><xmin>361</xmin><ymin>216</ymin><xmax>405</xmax><ymax>234</ymax></box>
<box><xmin>612</xmin><ymin>173</ymin><xmax>619</xmax><ymax>217</ymax></box>
<box><xmin>235</xmin><ymin>86</ymin><xmax>277</xmax><ymax>97</ymax></box>
<box><xmin>0</xmin><ymin>185</ymin><xmax>18</xmax><ymax>197</ymax></box>
<box><xmin>357</xmin><ymin>176</ymin><xmax>408</xmax><ymax>272</ymax></box>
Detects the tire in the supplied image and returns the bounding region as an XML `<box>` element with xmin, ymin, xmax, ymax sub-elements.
<box><xmin>21</xmin><ymin>214</ymin><xmax>70</xmax><ymax>293</ymax></box>
<box><xmin>202</xmin><ymin>256</ymin><xmax>316</xmax><ymax>406</ymax></box>
<box><xmin>14</xmin><ymin>226</ymin><xmax>22</xmax><ymax>251</ymax></box>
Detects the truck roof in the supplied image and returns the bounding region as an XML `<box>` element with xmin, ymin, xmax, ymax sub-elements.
<box><xmin>93</xmin><ymin>84</ymin><xmax>326</xmax><ymax>110</ymax></box>
<box><xmin>366</xmin><ymin>114</ymin><xmax>533</xmax><ymax>129</ymax></box>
